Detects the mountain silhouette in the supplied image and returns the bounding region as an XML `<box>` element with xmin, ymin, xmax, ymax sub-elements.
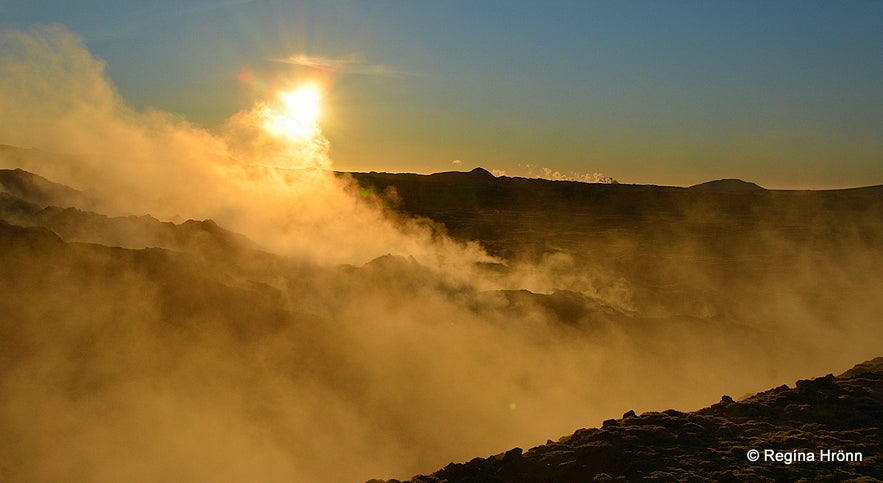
<box><xmin>0</xmin><ymin>167</ymin><xmax>87</xmax><ymax>208</ymax></box>
<box><xmin>688</xmin><ymin>178</ymin><xmax>765</xmax><ymax>191</ymax></box>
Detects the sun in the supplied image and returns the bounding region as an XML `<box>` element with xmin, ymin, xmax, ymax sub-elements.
<box><xmin>280</xmin><ymin>86</ymin><xmax>320</xmax><ymax>124</ymax></box>
<box><xmin>262</xmin><ymin>85</ymin><xmax>322</xmax><ymax>141</ymax></box>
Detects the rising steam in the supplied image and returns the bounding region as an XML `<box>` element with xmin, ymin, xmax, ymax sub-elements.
<box><xmin>0</xmin><ymin>23</ymin><xmax>880</xmax><ymax>483</ymax></box>
<box><xmin>0</xmin><ymin>24</ymin><xmax>493</xmax><ymax>270</ymax></box>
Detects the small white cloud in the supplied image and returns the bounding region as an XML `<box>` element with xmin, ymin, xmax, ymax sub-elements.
<box><xmin>452</xmin><ymin>159</ymin><xmax>462</xmax><ymax>166</ymax></box>
<box><xmin>271</xmin><ymin>53</ymin><xmax>409</xmax><ymax>77</ymax></box>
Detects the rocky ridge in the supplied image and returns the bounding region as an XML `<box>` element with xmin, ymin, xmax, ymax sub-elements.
<box><xmin>371</xmin><ymin>358</ymin><xmax>883</xmax><ymax>482</ymax></box>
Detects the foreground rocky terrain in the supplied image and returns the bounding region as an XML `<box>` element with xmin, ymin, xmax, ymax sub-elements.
<box><xmin>372</xmin><ymin>357</ymin><xmax>883</xmax><ymax>482</ymax></box>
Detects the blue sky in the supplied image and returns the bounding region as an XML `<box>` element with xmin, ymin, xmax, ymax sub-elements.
<box><xmin>1</xmin><ymin>0</ymin><xmax>881</xmax><ymax>187</ymax></box>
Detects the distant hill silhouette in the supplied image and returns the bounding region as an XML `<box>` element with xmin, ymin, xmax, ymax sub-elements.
<box><xmin>428</xmin><ymin>167</ymin><xmax>496</xmax><ymax>182</ymax></box>
<box><xmin>345</xmin><ymin>167</ymin><xmax>883</xmax><ymax>317</ymax></box>
<box><xmin>688</xmin><ymin>178</ymin><xmax>765</xmax><ymax>191</ymax></box>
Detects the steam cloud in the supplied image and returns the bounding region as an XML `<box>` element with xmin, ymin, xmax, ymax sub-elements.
<box><xmin>0</xmin><ymin>24</ymin><xmax>491</xmax><ymax>269</ymax></box>
<box><xmin>1</xmin><ymin>24</ymin><xmax>880</xmax><ymax>483</ymax></box>
<box><xmin>522</xmin><ymin>164</ymin><xmax>618</xmax><ymax>184</ymax></box>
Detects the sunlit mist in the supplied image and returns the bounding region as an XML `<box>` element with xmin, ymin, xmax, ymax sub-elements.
<box><xmin>0</xmin><ymin>20</ymin><xmax>881</xmax><ymax>483</ymax></box>
<box><xmin>223</xmin><ymin>82</ymin><xmax>332</xmax><ymax>172</ymax></box>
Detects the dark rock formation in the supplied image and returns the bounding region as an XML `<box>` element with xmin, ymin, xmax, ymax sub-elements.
<box><xmin>377</xmin><ymin>358</ymin><xmax>883</xmax><ymax>482</ymax></box>
<box><xmin>0</xmin><ymin>167</ymin><xmax>86</xmax><ymax>208</ymax></box>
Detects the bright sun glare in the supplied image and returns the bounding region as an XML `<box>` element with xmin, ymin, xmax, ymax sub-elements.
<box><xmin>281</xmin><ymin>87</ymin><xmax>320</xmax><ymax>124</ymax></box>
<box><xmin>262</xmin><ymin>85</ymin><xmax>322</xmax><ymax>141</ymax></box>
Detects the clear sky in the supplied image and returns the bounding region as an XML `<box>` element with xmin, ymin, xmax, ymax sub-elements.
<box><xmin>1</xmin><ymin>0</ymin><xmax>881</xmax><ymax>187</ymax></box>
